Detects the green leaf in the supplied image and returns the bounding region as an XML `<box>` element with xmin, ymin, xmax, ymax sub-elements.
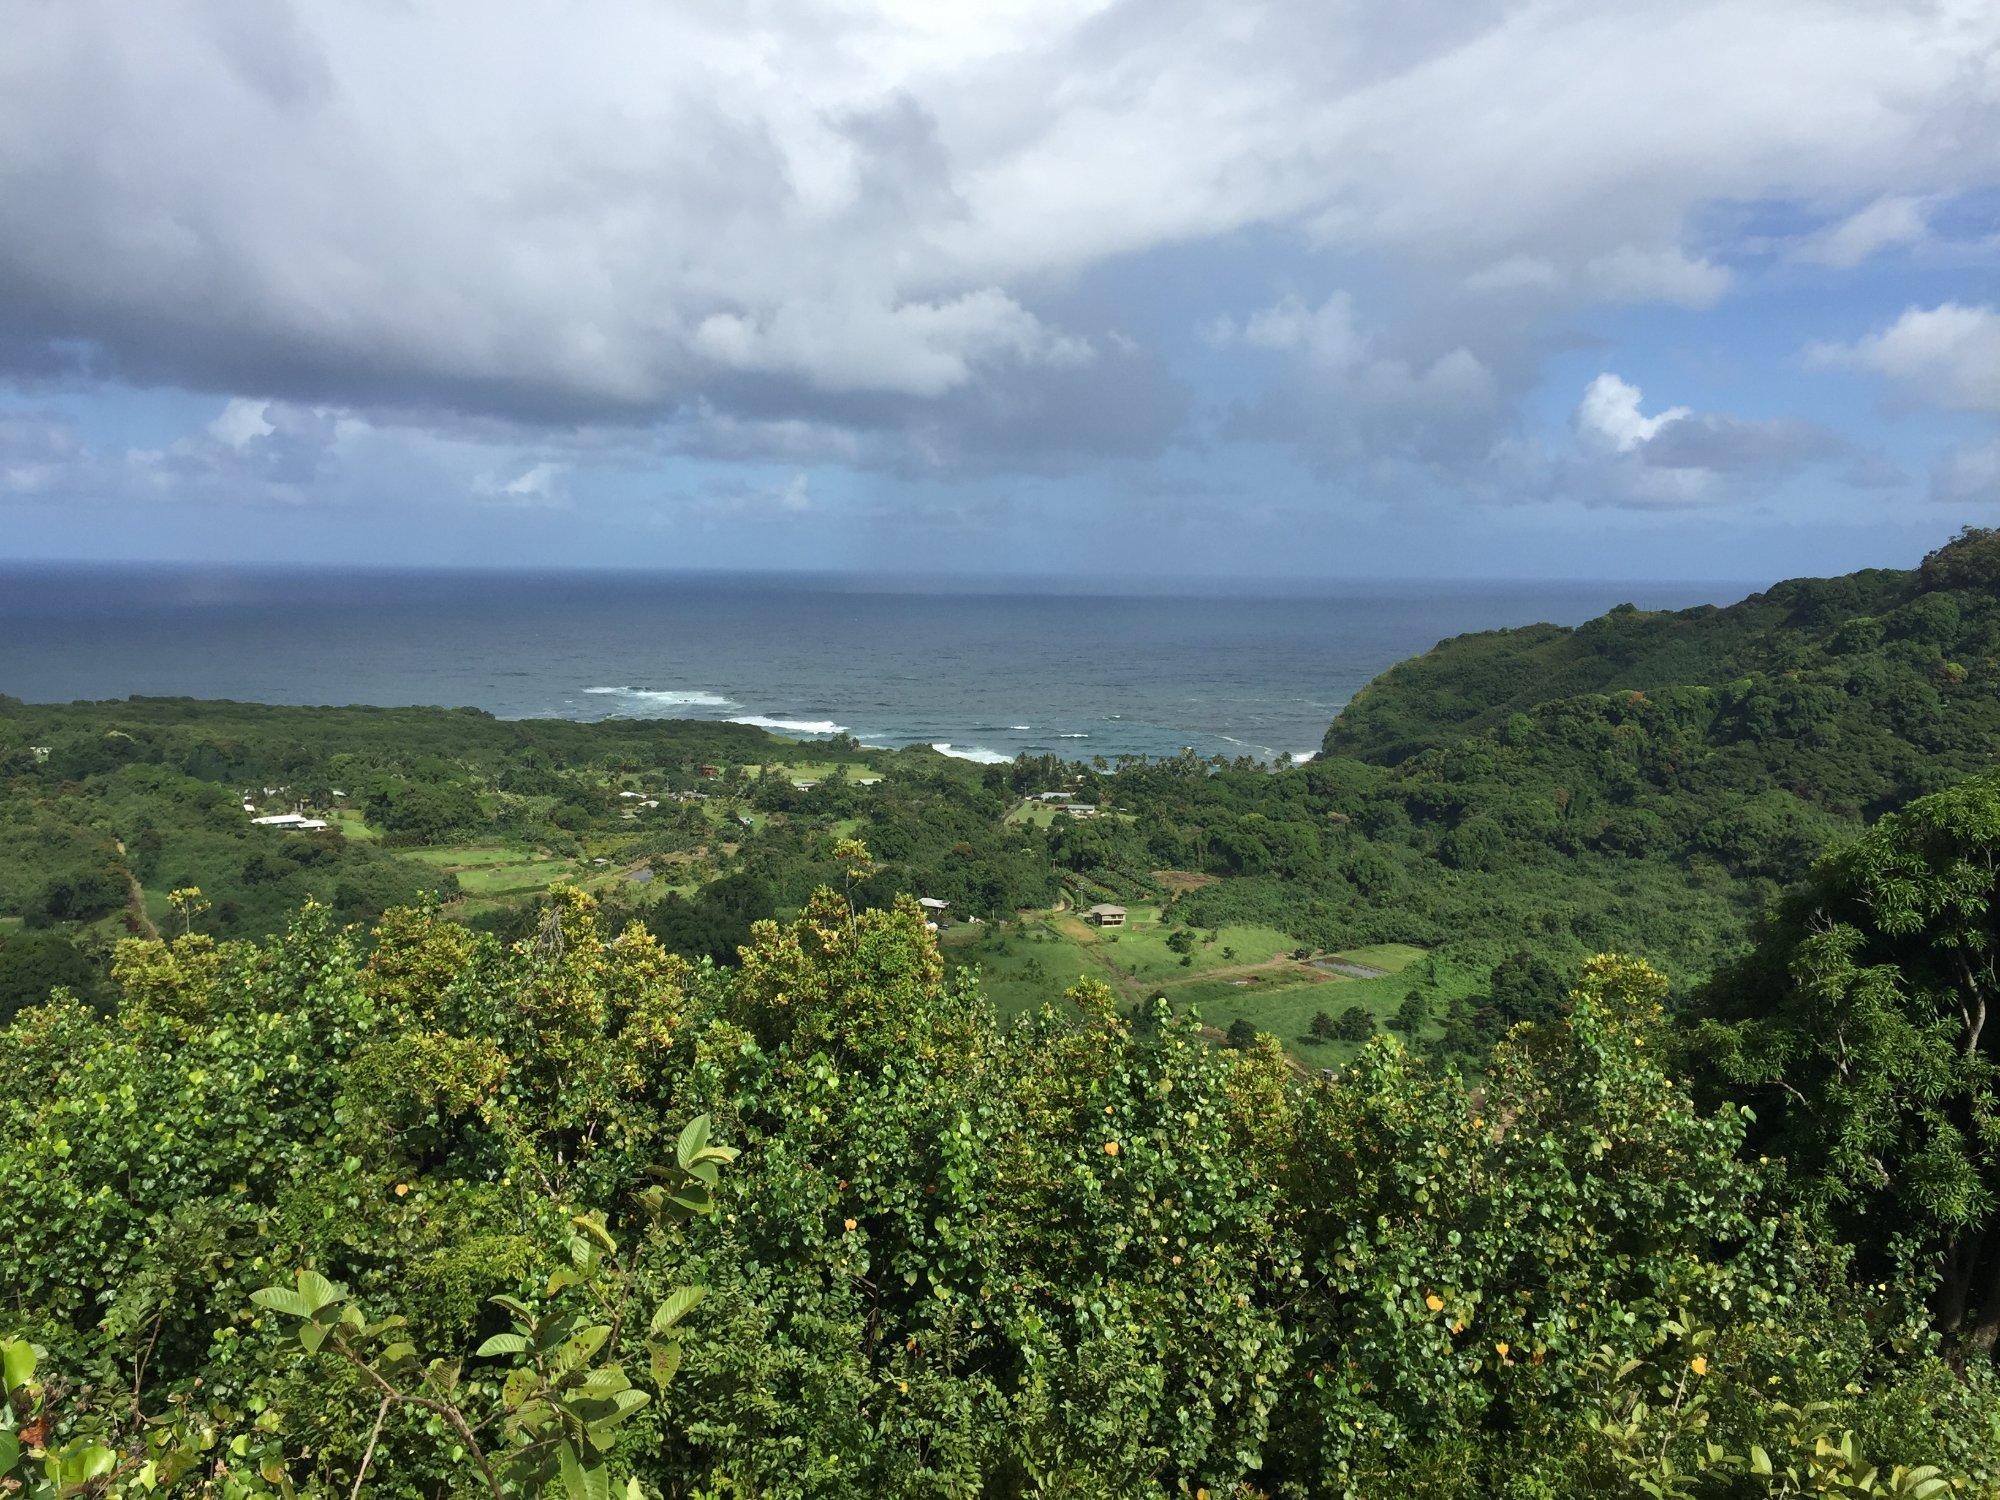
<box><xmin>2</xmin><ymin>1337</ymin><xmax>38</xmax><ymax>1392</ymax></box>
<box><xmin>475</xmin><ymin>1332</ymin><xmax>531</xmax><ymax>1358</ymax></box>
<box><xmin>250</xmin><ymin>1288</ymin><xmax>313</xmax><ymax>1320</ymax></box>
<box><xmin>571</xmin><ymin>1213</ymin><xmax>618</xmax><ymax>1256</ymax></box>
<box><xmin>676</xmin><ymin>1115</ymin><xmax>712</xmax><ymax>1170</ymax></box>
<box><xmin>55</xmin><ymin>1442</ymin><xmax>117</xmax><ymax>1485</ymax></box>
<box><xmin>649</xmin><ymin>1341</ymin><xmax>682</xmax><ymax>1390</ymax></box>
<box><xmin>0</xmin><ymin>1432</ymin><xmax>19</xmax><ymax>1473</ymax></box>
<box><xmin>554</xmin><ymin>1326</ymin><xmax>611</xmax><ymax>1375</ymax></box>
<box><xmin>648</xmin><ymin>1287</ymin><xmax>703</xmax><ymax>1336</ymax></box>
<box><xmin>1749</xmin><ymin>1445</ymin><xmax>1772</xmax><ymax>1477</ymax></box>
<box><xmin>294</xmin><ymin>1269</ymin><xmax>345</xmax><ymax>1314</ymax></box>
<box><xmin>502</xmin><ymin>1367</ymin><xmax>540</xmax><ymax>1410</ymax></box>
<box><xmin>557</xmin><ymin>1439</ymin><xmax>611</xmax><ymax>1500</ymax></box>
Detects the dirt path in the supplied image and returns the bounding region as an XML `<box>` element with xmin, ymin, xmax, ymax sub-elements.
<box><xmin>113</xmin><ymin>842</ymin><xmax>159</xmax><ymax>940</ymax></box>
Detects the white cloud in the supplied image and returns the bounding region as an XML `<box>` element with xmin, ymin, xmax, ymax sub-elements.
<box><xmin>474</xmin><ymin>461</ymin><xmax>571</xmax><ymax>508</ymax></box>
<box><xmin>1584</xmin><ymin>246</ymin><xmax>1732</xmax><ymax>309</ymax></box>
<box><xmin>208</xmin><ymin>397</ymin><xmax>275</xmax><ymax>448</ymax></box>
<box><xmin>1574</xmin><ymin>374</ymin><xmax>1691</xmax><ymax>454</ymax></box>
<box><xmin>1812</xmin><ymin>303</ymin><xmax>2000</xmax><ymax>414</ymax></box>
<box><xmin>691</xmin><ymin>289</ymin><xmax>1092</xmax><ymax>398</ymax></box>
<box><xmin>2</xmin><ymin>0</ymin><xmax>1999</xmax><ymax>514</ymax></box>
<box><xmin>1462</xmin><ymin>256</ymin><xmax>1561</xmax><ymax>295</ymax></box>
<box><xmin>1208</xmin><ymin>292</ymin><xmax>1367</xmax><ymax>368</ymax></box>
<box><xmin>1793</xmin><ymin>194</ymin><xmax>1931</xmax><ymax>268</ymax></box>
<box><xmin>1567</xmin><ymin>373</ymin><xmax>1852</xmax><ymax>508</ymax></box>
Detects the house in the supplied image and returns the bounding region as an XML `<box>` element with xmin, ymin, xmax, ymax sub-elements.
<box><xmin>917</xmin><ymin>897</ymin><xmax>949</xmax><ymax>915</ymax></box>
<box><xmin>619</xmin><ymin>790</ymin><xmax>643</xmax><ymax>799</ymax></box>
<box><xmin>252</xmin><ymin>813</ymin><xmax>310</xmax><ymax>826</ymax></box>
<box><xmin>1059</xmin><ymin>804</ymin><xmax>1099</xmax><ymax>819</ymax></box>
<box><xmin>295</xmin><ymin>819</ymin><xmax>330</xmax><ymax>831</ymax></box>
<box><xmin>1035</xmin><ymin>791</ymin><xmax>1071</xmax><ymax>801</ymax></box>
<box><xmin>699</xmin><ymin>764</ymin><xmax>723</xmax><ymax>779</ymax></box>
<box><xmin>1085</xmin><ymin>903</ymin><xmax>1127</xmax><ymax>928</ymax></box>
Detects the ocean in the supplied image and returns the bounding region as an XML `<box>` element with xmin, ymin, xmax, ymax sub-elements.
<box><xmin>0</xmin><ymin>564</ymin><xmax>1749</xmax><ymax>763</ymax></box>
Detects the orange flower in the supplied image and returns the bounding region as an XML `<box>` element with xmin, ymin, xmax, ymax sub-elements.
<box><xmin>1103</xmin><ymin>1141</ymin><xmax>1120</xmax><ymax>1156</ymax></box>
<box><xmin>1425</xmin><ymin>1294</ymin><xmax>1444</xmax><ymax>1312</ymax></box>
<box><xmin>843</xmin><ymin>1217</ymin><xmax>858</xmax><ymax>1232</ymax></box>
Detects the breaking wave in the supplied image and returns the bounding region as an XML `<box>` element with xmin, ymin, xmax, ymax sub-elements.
<box><xmin>931</xmin><ymin>742</ymin><xmax>1011</xmax><ymax>764</ymax></box>
<box><xmin>728</xmin><ymin>714</ymin><xmax>848</xmax><ymax>735</ymax></box>
<box><xmin>585</xmin><ymin>686</ymin><xmax>736</xmax><ymax>708</ymax></box>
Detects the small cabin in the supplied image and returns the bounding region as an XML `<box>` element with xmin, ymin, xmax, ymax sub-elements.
<box><xmin>1086</xmin><ymin>903</ymin><xmax>1127</xmax><ymax>928</ymax></box>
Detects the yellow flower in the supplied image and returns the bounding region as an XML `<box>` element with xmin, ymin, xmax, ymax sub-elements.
<box><xmin>1690</xmin><ymin>1356</ymin><xmax>1708</xmax><ymax>1376</ymax></box>
<box><xmin>843</xmin><ymin>1217</ymin><xmax>858</xmax><ymax>1232</ymax></box>
<box><xmin>1104</xmin><ymin>1141</ymin><xmax>1120</xmax><ymax>1156</ymax></box>
<box><xmin>1104</xmin><ymin>1104</ymin><xmax>1114</xmax><ymax>1114</ymax></box>
<box><xmin>898</xmin><ymin>1380</ymin><xmax>908</xmax><ymax>1393</ymax></box>
<box><xmin>393</xmin><ymin>1183</ymin><xmax>410</xmax><ymax>1197</ymax></box>
<box><xmin>1425</xmin><ymin>1294</ymin><xmax>1444</xmax><ymax>1312</ymax></box>
<box><xmin>1495</xmin><ymin>1341</ymin><xmax>1511</xmax><ymax>1362</ymax></box>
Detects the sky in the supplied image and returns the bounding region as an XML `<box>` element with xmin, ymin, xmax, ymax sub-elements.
<box><xmin>3</xmin><ymin>0</ymin><xmax>1999</xmax><ymax>582</ymax></box>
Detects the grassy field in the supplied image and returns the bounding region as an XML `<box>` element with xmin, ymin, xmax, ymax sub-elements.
<box><xmin>331</xmin><ymin>808</ymin><xmax>380</xmax><ymax>841</ymax></box>
<box><xmin>942</xmin><ymin>904</ymin><xmax>1459</xmax><ymax>1058</ymax></box>
<box><xmin>753</xmin><ymin>761</ymin><xmax>883</xmax><ymax>786</ymax></box>
<box><xmin>1006</xmin><ymin>801</ymin><xmax>1132</xmax><ymax>829</ymax></box>
<box><xmin>407</xmin><ymin>844</ymin><xmax>583</xmax><ymax>897</ymax></box>
<box><xmin>1068</xmin><ymin>905</ymin><xmax>1299</xmax><ymax>984</ymax></box>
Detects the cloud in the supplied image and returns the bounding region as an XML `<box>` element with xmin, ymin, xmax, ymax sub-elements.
<box><xmin>691</xmin><ymin>289</ymin><xmax>1093</xmax><ymax>398</ymax></box>
<box><xmin>1932</xmin><ymin>440</ymin><xmax>2000</xmax><ymax>505</ymax></box>
<box><xmin>1220</xmin><ymin>292</ymin><xmax>1500</xmax><ymax>480</ymax></box>
<box><xmin>1583</xmin><ymin>247</ymin><xmax>1732</xmax><ymax>309</ymax></box>
<box><xmin>685</xmin><ymin>470</ymin><xmax>815</xmax><ymax>522</ymax></box>
<box><xmin>1574</xmin><ymin>374</ymin><xmax>1692</xmax><ymax>454</ymax></box>
<box><xmin>473</xmin><ymin>461</ymin><xmax>571</xmax><ymax>509</ymax></box>
<box><xmin>1792</xmin><ymin>195</ymin><xmax>1931</xmax><ymax>268</ymax></box>
<box><xmin>2</xmin><ymin>0</ymin><xmax>1999</xmax><ymax>530</ymax></box>
<box><xmin>1566</xmin><ymin>373</ymin><xmax>1853</xmax><ymax>508</ymax></box>
<box><xmin>1208</xmin><ymin>292</ymin><xmax>1367</xmax><ymax>368</ymax></box>
<box><xmin>1812</xmin><ymin>303</ymin><xmax>2000</xmax><ymax>414</ymax></box>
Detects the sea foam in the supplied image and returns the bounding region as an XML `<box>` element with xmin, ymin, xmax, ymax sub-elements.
<box><xmin>586</xmin><ymin>686</ymin><xmax>736</xmax><ymax>708</ymax></box>
<box><xmin>729</xmin><ymin>714</ymin><xmax>847</xmax><ymax>735</ymax></box>
<box><xmin>931</xmin><ymin>742</ymin><xmax>1011</xmax><ymax>764</ymax></box>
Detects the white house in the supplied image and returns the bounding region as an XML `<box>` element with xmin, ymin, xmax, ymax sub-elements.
<box><xmin>252</xmin><ymin>813</ymin><xmax>310</xmax><ymax>826</ymax></box>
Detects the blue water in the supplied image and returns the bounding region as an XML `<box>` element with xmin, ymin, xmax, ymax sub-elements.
<box><xmin>0</xmin><ymin>565</ymin><xmax>1749</xmax><ymax>763</ymax></box>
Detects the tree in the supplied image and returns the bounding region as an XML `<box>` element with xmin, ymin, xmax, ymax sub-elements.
<box><xmin>1226</xmin><ymin>1017</ymin><xmax>1258</xmax><ymax>1049</ymax></box>
<box><xmin>1310</xmin><ymin>1010</ymin><xmax>1337</xmax><ymax>1043</ymax></box>
<box><xmin>1391</xmin><ymin>989</ymin><xmax>1431</xmax><ymax>1035</ymax></box>
<box><xmin>1693</xmin><ymin>770</ymin><xmax>2000</xmax><ymax>1355</ymax></box>
<box><xmin>1488</xmin><ymin>950</ymin><xmax>1567</xmax><ymax>1027</ymax></box>
<box><xmin>1332</xmin><ymin>1004</ymin><xmax>1374</xmax><ymax>1042</ymax></box>
<box><xmin>0</xmin><ymin>931</ymin><xmax>99</xmax><ymax>1022</ymax></box>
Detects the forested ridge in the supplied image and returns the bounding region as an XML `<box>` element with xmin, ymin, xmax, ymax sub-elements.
<box><xmin>3</xmin><ymin>530</ymin><xmax>2000</xmax><ymax>1495</ymax></box>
